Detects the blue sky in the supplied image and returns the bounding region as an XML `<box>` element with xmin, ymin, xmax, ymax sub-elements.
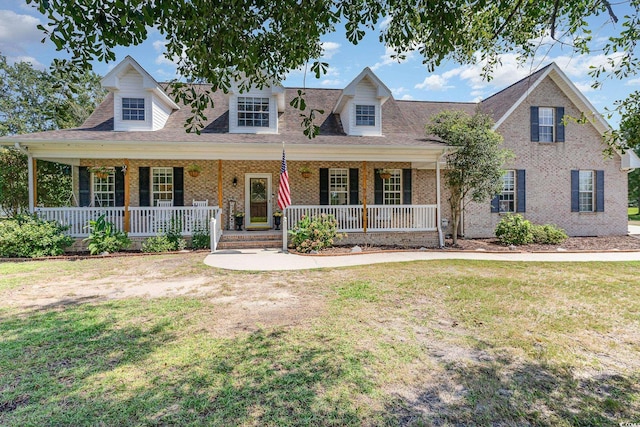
<box><xmin>0</xmin><ymin>0</ymin><xmax>637</xmax><ymax>127</ymax></box>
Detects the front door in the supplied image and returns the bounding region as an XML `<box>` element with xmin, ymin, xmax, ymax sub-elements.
<box><xmin>245</xmin><ymin>174</ymin><xmax>272</xmax><ymax>228</ymax></box>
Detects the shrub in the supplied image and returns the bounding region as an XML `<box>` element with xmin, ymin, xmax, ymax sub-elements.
<box><xmin>494</xmin><ymin>213</ymin><xmax>533</xmax><ymax>246</ymax></box>
<box><xmin>191</xmin><ymin>226</ymin><xmax>210</xmax><ymax>250</ymax></box>
<box><xmin>141</xmin><ymin>235</ymin><xmax>177</xmax><ymax>253</ymax></box>
<box><xmin>531</xmin><ymin>224</ymin><xmax>568</xmax><ymax>245</ymax></box>
<box><xmin>0</xmin><ymin>214</ymin><xmax>73</xmax><ymax>257</ymax></box>
<box><xmin>83</xmin><ymin>214</ymin><xmax>131</xmax><ymax>255</ymax></box>
<box><xmin>288</xmin><ymin>213</ymin><xmax>344</xmax><ymax>253</ymax></box>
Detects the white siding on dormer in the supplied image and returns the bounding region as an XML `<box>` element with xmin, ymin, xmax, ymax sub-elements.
<box><xmin>345</xmin><ymin>78</ymin><xmax>382</xmax><ymax>136</ymax></box>
<box><xmin>229</xmin><ymin>87</ymin><xmax>278</xmax><ymax>134</ymax></box>
<box><xmin>151</xmin><ymin>93</ymin><xmax>172</xmax><ymax>131</ymax></box>
<box><xmin>113</xmin><ymin>70</ymin><xmax>153</xmax><ymax>131</ymax></box>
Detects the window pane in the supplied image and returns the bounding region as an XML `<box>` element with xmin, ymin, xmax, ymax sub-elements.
<box><xmin>237</xmin><ymin>97</ymin><xmax>270</xmax><ymax>127</ymax></box>
<box><xmin>122</xmin><ymin>97</ymin><xmax>145</xmax><ymax>121</ymax></box>
<box><xmin>498</xmin><ymin>170</ymin><xmax>516</xmax><ymax>212</ymax></box>
<box><xmin>356</xmin><ymin>104</ymin><xmax>375</xmax><ymax>126</ymax></box>
<box><xmin>579</xmin><ymin>170</ymin><xmax>594</xmax><ymax>212</ymax></box>
<box><xmin>329</xmin><ymin>168</ymin><xmax>349</xmax><ymax>205</ymax></box>
<box><xmin>383</xmin><ymin>169</ymin><xmax>402</xmax><ymax>205</ymax></box>
<box><xmin>93</xmin><ymin>172</ymin><xmax>115</xmax><ymax>207</ymax></box>
<box><xmin>538</xmin><ymin>107</ymin><xmax>554</xmax><ymax>142</ymax></box>
<box><xmin>152</xmin><ymin>168</ymin><xmax>173</xmax><ymax>206</ymax></box>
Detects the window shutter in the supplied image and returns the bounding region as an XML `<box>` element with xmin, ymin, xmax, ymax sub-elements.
<box><xmin>530</xmin><ymin>106</ymin><xmax>539</xmax><ymax>142</ymax></box>
<box><xmin>595</xmin><ymin>170</ymin><xmax>605</xmax><ymax>212</ymax></box>
<box><xmin>490</xmin><ymin>195</ymin><xmax>500</xmax><ymax>213</ymax></box>
<box><xmin>173</xmin><ymin>167</ymin><xmax>184</xmax><ymax>206</ymax></box>
<box><xmin>402</xmin><ymin>169</ymin><xmax>412</xmax><ymax>204</ymax></box>
<box><xmin>516</xmin><ymin>169</ymin><xmax>526</xmax><ymax>213</ymax></box>
<box><xmin>139</xmin><ymin>167</ymin><xmax>150</xmax><ymax>206</ymax></box>
<box><xmin>374</xmin><ymin>169</ymin><xmax>383</xmax><ymax>204</ymax></box>
<box><xmin>319</xmin><ymin>168</ymin><xmax>329</xmax><ymax>205</ymax></box>
<box><xmin>79</xmin><ymin>166</ymin><xmax>91</xmax><ymax>207</ymax></box>
<box><xmin>570</xmin><ymin>170</ymin><xmax>579</xmax><ymax>212</ymax></box>
<box><xmin>349</xmin><ymin>168</ymin><xmax>359</xmax><ymax>205</ymax></box>
<box><xmin>115</xmin><ymin>167</ymin><xmax>125</xmax><ymax>207</ymax></box>
<box><xmin>556</xmin><ymin>107</ymin><xmax>565</xmax><ymax>142</ymax></box>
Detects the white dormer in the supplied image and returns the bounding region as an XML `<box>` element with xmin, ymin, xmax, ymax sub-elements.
<box><xmin>101</xmin><ymin>56</ymin><xmax>179</xmax><ymax>131</ymax></box>
<box><xmin>334</xmin><ymin>68</ymin><xmax>392</xmax><ymax>136</ymax></box>
<box><xmin>228</xmin><ymin>79</ymin><xmax>285</xmax><ymax>134</ymax></box>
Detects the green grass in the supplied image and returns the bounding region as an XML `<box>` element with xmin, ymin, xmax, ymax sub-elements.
<box><xmin>628</xmin><ymin>206</ymin><xmax>640</xmax><ymax>221</ymax></box>
<box><xmin>1</xmin><ymin>256</ymin><xmax>639</xmax><ymax>425</ymax></box>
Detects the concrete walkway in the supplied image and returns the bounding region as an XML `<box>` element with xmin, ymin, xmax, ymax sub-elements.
<box><xmin>204</xmin><ymin>248</ymin><xmax>640</xmax><ymax>271</ymax></box>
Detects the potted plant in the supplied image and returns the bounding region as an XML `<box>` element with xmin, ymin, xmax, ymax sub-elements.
<box><xmin>299</xmin><ymin>166</ymin><xmax>312</xmax><ymax>178</ymax></box>
<box><xmin>234</xmin><ymin>211</ymin><xmax>245</xmax><ymax>230</ymax></box>
<box><xmin>378</xmin><ymin>168</ymin><xmax>393</xmax><ymax>180</ymax></box>
<box><xmin>273</xmin><ymin>210</ymin><xmax>283</xmax><ymax>230</ymax></box>
<box><xmin>89</xmin><ymin>166</ymin><xmax>114</xmax><ymax>179</ymax></box>
<box><xmin>186</xmin><ymin>164</ymin><xmax>202</xmax><ymax>177</ymax></box>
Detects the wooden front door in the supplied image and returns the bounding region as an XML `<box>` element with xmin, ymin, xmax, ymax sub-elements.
<box><xmin>245</xmin><ymin>174</ymin><xmax>272</xmax><ymax>228</ymax></box>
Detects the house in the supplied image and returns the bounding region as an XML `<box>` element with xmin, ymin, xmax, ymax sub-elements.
<box><xmin>1</xmin><ymin>56</ymin><xmax>638</xmax><ymax>250</ymax></box>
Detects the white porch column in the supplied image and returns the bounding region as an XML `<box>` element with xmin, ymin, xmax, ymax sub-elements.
<box><xmin>436</xmin><ymin>156</ymin><xmax>443</xmax><ymax>248</ymax></box>
<box><xmin>27</xmin><ymin>153</ymin><xmax>35</xmax><ymax>213</ymax></box>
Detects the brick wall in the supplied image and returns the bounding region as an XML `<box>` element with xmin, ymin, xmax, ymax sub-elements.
<box><xmin>462</xmin><ymin>77</ymin><xmax>628</xmax><ymax>237</ymax></box>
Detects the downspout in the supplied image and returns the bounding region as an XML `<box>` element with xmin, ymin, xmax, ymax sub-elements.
<box><xmin>436</xmin><ymin>150</ymin><xmax>445</xmax><ymax>248</ymax></box>
<box><xmin>14</xmin><ymin>143</ymin><xmax>35</xmax><ymax>213</ymax></box>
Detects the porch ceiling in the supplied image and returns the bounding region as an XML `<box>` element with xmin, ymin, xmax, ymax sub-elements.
<box><xmin>8</xmin><ymin>140</ymin><xmax>446</xmax><ymax>163</ymax></box>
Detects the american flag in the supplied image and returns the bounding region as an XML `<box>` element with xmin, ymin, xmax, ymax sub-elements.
<box><xmin>277</xmin><ymin>148</ymin><xmax>291</xmax><ymax>210</ymax></box>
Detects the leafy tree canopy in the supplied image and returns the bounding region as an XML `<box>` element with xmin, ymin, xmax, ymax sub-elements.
<box><xmin>26</xmin><ymin>0</ymin><xmax>640</xmax><ymax>142</ymax></box>
<box><xmin>427</xmin><ymin>110</ymin><xmax>511</xmax><ymax>245</ymax></box>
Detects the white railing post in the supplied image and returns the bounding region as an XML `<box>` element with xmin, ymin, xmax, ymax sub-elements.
<box><xmin>282</xmin><ymin>216</ymin><xmax>288</xmax><ymax>253</ymax></box>
<box><xmin>210</xmin><ymin>216</ymin><xmax>217</xmax><ymax>253</ymax></box>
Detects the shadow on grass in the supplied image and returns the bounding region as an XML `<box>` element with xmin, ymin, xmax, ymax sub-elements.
<box><xmin>383</xmin><ymin>356</ymin><xmax>640</xmax><ymax>426</ymax></box>
<box><xmin>0</xmin><ymin>301</ymin><xmax>371</xmax><ymax>426</ymax></box>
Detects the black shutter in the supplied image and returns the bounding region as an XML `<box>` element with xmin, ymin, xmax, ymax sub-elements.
<box><xmin>374</xmin><ymin>169</ymin><xmax>383</xmax><ymax>204</ymax></box>
<box><xmin>349</xmin><ymin>168</ymin><xmax>359</xmax><ymax>205</ymax></box>
<box><xmin>490</xmin><ymin>195</ymin><xmax>500</xmax><ymax>213</ymax></box>
<box><xmin>79</xmin><ymin>166</ymin><xmax>91</xmax><ymax>207</ymax></box>
<box><xmin>173</xmin><ymin>167</ymin><xmax>184</xmax><ymax>206</ymax></box>
<box><xmin>115</xmin><ymin>167</ymin><xmax>125</xmax><ymax>207</ymax></box>
<box><xmin>595</xmin><ymin>170</ymin><xmax>605</xmax><ymax>212</ymax></box>
<box><xmin>139</xmin><ymin>167</ymin><xmax>150</xmax><ymax>206</ymax></box>
<box><xmin>402</xmin><ymin>169</ymin><xmax>412</xmax><ymax>204</ymax></box>
<box><xmin>571</xmin><ymin>170</ymin><xmax>580</xmax><ymax>212</ymax></box>
<box><xmin>555</xmin><ymin>107</ymin><xmax>565</xmax><ymax>142</ymax></box>
<box><xmin>319</xmin><ymin>168</ymin><xmax>329</xmax><ymax>205</ymax></box>
<box><xmin>516</xmin><ymin>169</ymin><xmax>526</xmax><ymax>213</ymax></box>
<box><xmin>530</xmin><ymin>106</ymin><xmax>539</xmax><ymax>142</ymax></box>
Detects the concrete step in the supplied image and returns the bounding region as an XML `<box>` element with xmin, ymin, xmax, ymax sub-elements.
<box><xmin>217</xmin><ymin>240</ymin><xmax>282</xmax><ymax>249</ymax></box>
<box><xmin>217</xmin><ymin>230</ymin><xmax>283</xmax><ymax>249</ymax></box>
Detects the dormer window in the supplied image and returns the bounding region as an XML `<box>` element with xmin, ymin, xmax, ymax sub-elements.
<box><xmin>238</xmin><ymin>97</ymin><xmax>269</xmax><ymax>127</ymax></box>
<box><xmin>122</xmin><ymin>98</ymin><xmax>145</xmax><ymax>121</ymax></box>
<box><xmin>356</xmin><ymin>104</ymin><xmax>375</xmax><ymax>126</ymax></box>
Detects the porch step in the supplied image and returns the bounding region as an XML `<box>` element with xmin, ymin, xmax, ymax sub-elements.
<box><xmin>217</xmin><ymin>230</ymin><xmax>283</xmax><ymax>249</ymax></box>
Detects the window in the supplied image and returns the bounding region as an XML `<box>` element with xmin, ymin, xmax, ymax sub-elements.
<box><xmin>383</xmin><ymin>169</ymin><xmax>402</xmax><ymax>205</ymax></box>
<box><xmin>93</xmin><ymin>172</ymin><xmax>115</xmax><ymax>207</ymax></box>
<box><xmin>499</xmin><ymin>170</ymin><xmax>516</xmax><ymax>213</ymax></box>
<box><xmin>356</xmin><ymin>104</ymin><xmax>375</xmax><ymax>126</ymax></box>
<box><xmin>329</xmin><ymin>168</ymin><xmax>349</xmax><ymax>205</ymax></box>
<box><xmin>122</xmin><ymin>97</ymin><xmax>145</xmax><ymax>121</ymax></box>
<box><xmin>538</xmin><ymin>107</ymin><xmax>554</xmax><ymax>142</ymax></box>
<box><xmin>238</xmin><ymin>97</ymin><xmax>269</xmax><ymax>127</ymax></box>
<box><xmin>152</xmin><ymin>167</ymin><xmax>173</xmax><ymax>206</ymax></box>
<box><xmin>579</xmin><ymin>170</ymin><xmax>594</xmax><ymax>212</ymax></box>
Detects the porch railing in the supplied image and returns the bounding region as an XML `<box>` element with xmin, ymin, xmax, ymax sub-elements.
<box><xmin>286</xmin><ymin>205</ymin><xmax>437</xmax><ymax>232</ymax></box>
<box><xmin>210</xmin><ymin>208</ymin><xmax>223</xmax><ymax>252</ymax></box>
<box><xmin>128</xmin><ymin>206</ymin><xmax>220</xmax><ymax>237</ymax></box>
<box><xmin>36</xmin><ymin>207</ymin><xmax>125</xmax><ymax>237</ymax></box>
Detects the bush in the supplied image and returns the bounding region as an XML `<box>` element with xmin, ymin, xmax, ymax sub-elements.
<box><xmin>531</xmin><ymin>224</ymin><xmax>568</xmax><ymax>245</ymax></box>
<box><xmin>288</xmin><ymin>213</ymin><xmax>344</xmax><ymax>253</ymax></box>
<box><xmin>141</xmin><ymin>235</ymin><xmax>178</xmax><ymax>253</ymax></box>
<box><xmin>83</xmin><ymin>214</ymin><xmax>131</xmax><ymax>255</ymax></box>
<box><xmin>0</xmin><ymin>214</ymin><xmax>73</xmax><ymax>257</ymax></box>
<box><xmin>191</xmin><ymin>226</ymin><xmax>210</xmax><ymax>250</ymax></box>
<box><xmin>494</xmin><ymin>213</ymin><xmax>533</xmax><ymax>246</ymax></box>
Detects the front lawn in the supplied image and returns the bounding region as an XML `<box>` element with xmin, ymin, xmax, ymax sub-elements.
<box><xmin>629</xmin><ymin>207</ymin><xmax>640</xmax><ymax>221</ymax></box>
<box><xmin>1</xmin><ymin>254</ymin><xmax>639</xmax><ymax>426</ymax></box>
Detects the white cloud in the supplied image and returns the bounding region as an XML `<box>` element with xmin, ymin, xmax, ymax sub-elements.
<box><xmin>371</xmin><ymin>46</ymin><xmax>415</xmax><ymax>71</ymax></box>
<box><xmin>6</xmin><ymin>55</ymin><xmax>45</xmax><ymax>70</ymax></box>
<box><xmin>378</xmin><ymin>15</ymin><xmax>392</xmax><ymax>30</ymax></box>
<box><xmin>626</xmin><ymin>77</ymin><xmax>640</xmax><ymax>86</ymax></box>
<box><xmin>573</xmin><ymin>81</ymin><xmax>595</xmax><ymax>93</ymax></box>
<box><xmin>321</xmin><ymin>79</ymin><xmax>342</xmax><ymax>86</ymax></box>
<box><xmin>415</xmin><ymin>74</ymin><xmax>453</xmax><ymax>91</ymax></box>
<box><xmin>321</xmin><ymin>42</ymin><xmax>341</xmax><ymax>59</ymax></box>
<box><xmin>152</xmin><ymin>39</ymin><xmax>185</xmax><ymax>67</ymax></box>
<box><xmin>391</xmin><ymin>86</ymin><xmax>407</xmax><ymax>96</ymax></box>
<box><xmin>400</xmin><ymin>94</ymin><xmax>414</xmax><ymax>100</ymax></box>
<box><xmin>0</xmin><ymin>10</ymin><xmax>44</xmax><ymax>54</ymax></box>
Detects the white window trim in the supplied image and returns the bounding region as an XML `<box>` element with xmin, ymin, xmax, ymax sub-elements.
<box><xmin>499</xmin><ymin>170</ymin><xmax>516</xmax><ymax>213</ymax></box>
<box><xmin>92</xmin><ymin>171</ymin><xmax>115</xmax><ymax>207</ymax></box>
<box><xmin>329</xmin><ymin>168</ymin><xmax>349</xmax><ymax>205</ymax></box>
<box><xmin>122</xmin><ymin>97</ymin><xmax>146</xmax><ymax>121</ymax></box>
<box><xmin>579</xmin><ymin>170</ymin><xmax>595</xmax><ymax>213</ymax></box>
<box><xmin>151</xmin><ymin>167</ymin><xmax>174</xmax><ymax>206</ymax></box>
<box><xmin>383</xmin><ymin>169</ymin><xmax>402</xmax><ymax>205</ymax></box>
<box><xmin>237</xmin><ymin>96</ymin><xmax>270</xmax><ymax>128</ymax></box>
<box><xmin>538</xmin><ymin>107</ymin><xmax>555</xmax><ymax>143</ymax></box>
<box><xmin>355</xmin><ymin>104</ymin><xmax>376</xmax><ymax>126</ymax></box>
